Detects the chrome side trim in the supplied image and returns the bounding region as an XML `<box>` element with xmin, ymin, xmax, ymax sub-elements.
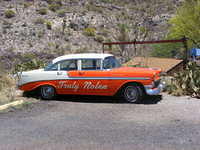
<box><xmin>68</xmin><ymin>77</ymin><xmax>150</xmax><ymax>80</ymax></box>
<box><xmin>18</xmin><ymin>77</ymin><xmax>150</xmax><ymax>87</ymax></box>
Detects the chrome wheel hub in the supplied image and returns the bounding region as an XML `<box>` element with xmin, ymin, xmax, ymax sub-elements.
<box><xmin>124</xmin><ymin>86</ymin><xmax>138</xmax><ymax>102</ymax></box>
<box><xmin>41</xmin><ymin>86</ymin><xmax>55</xmax><ymax>99</ymax></box>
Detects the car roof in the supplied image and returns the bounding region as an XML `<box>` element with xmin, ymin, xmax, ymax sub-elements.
<box><xmin>52</xmin><ymin>53</ymin><xmax>113</xmax><ymax>64</ymax></box>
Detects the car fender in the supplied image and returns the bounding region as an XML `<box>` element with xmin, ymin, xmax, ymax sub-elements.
<box><xmin>112</xmin><ymin>80</ymin><xmax>148</xmax><ymax>96</ymax></box>
<box><xmin>19</xmin><ymin>81</ymin><xmax>57</xmax><ymax>92</ymax></box>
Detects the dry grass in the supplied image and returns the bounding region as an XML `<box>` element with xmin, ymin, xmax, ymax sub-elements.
<box><xmin>0</xmin><ymin>73</ymin><xmax>17</xmax><ymax>105</ymax></box>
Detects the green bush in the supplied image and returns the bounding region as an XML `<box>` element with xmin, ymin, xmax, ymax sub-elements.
<box><xmin>14</xmin><ymin>55</ymin><xmax>45</xmax><ymax>73</ymax></box>
<box><xmin>168</xmin><ymin>0</ymin><xmax>200</xmax><ymax>48</ymax></box>
<box><xmin>100</xmin><ymin>0</ymin><xmax>113</xmax><ymax>3</ymax></box>
<box><xmin>38</xmin><ymin>8</ymin><xmax>48</xmax><ymax>15</ymax></box>
<box><xmin>45</xmin><ymin>0</ymin><xmax>62</xmax><ymax>5</ymax></box>
<box><xmin>46</xmin><ymin>21</ymin><xmax>52</xmax><ymax>30</ymax></box>
<box><xmin>4</xmin><ymin>10</ymin><xmax>16</xmax><ymax>18</ymax></box>
<box><xmin>2</xmin><ymin>20</ymin><xmax>12</xmax><ymax>29</ymax></box>
<box><xmin>94</xmin><ymin>35</ymin><xmax>104</xmax><ymax>43</ymax></box>
<box><xmin>57</xmin><ymin>9</ymin><xmax>66</xmax><ymax>17</ymax></box>
<box><xmin>23</xmin><ymin>2</ymin><xmax>32</xmax><ymax>8</ymax></box>
<box><xmin>48</xmin><ymin>3</ymin><xmax>61</xmax><ymax>12</ymax></box>
<box><xmin>83</xmin><ymin>27</ymin><xmax>96</xmax><ymax>36</ymax></box>
<box><xmin>34</xmin><ymin>18</ymin><xmax>46</xmax><ymax>24</ymax></box>
<box><xmin>45</xmin><ymin>0</ymin><xmax>54</xmax><ymax>4</ymax></box>
<box><xmin>86</xmin><ymin>4</ymin><xmax>103</xmax><ymax>13</ymax></box>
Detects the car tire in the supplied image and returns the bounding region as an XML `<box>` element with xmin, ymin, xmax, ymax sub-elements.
<box><xmin>121</xmin><ymin>83</ymin><xmax>144</xmax><ymax>103</ymax></box>
<box><xmin>40</xmin><ymin>85</ymin><xmax>56</xmax><ymax>100</ymax></box>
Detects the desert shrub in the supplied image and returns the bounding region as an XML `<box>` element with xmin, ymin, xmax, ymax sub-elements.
<box><xmin>0</xmin><ymin>75</ymin><xmax>15</xmax><ymax>91</ymax></box>
<box><xmin>86</xmin><ymin>4</ymin><xmax>103</xmax><ymax>13</ymax></box>
<box><xmin>167</xmin><ymin>62</ymin><xmax>200</xmax><ymax>97</ymax></box>
<box><xmin>83</xmin><ymin>27</ymin><xmax>96</xmax><ymax>36</ymax></box>
<box><xmin>100</xmin><ymin>29</ymin><xmax>110</xmax><ymax>37</ymax></box>
<box><xmin>23</xmin><ymin>2</ymin><xmax>32</xmax><ymax>8</ymax></box>
<box><xmin>100</xmin><ymin>0</ymin><xmax>113</xmax><ymax>3</ymax></box>
<box><xmin>46</xmin><ymin>20</ymin><xmax>52</xmax><ymax>30</ymax></box>
<box><xmin>75</xmin><ymin>47</ymin><xmax>89</xmax><ymax>53</ymax></box>
<box><xmin>14</xmin><ymin>54</ymin><xmax>46</xmax><ymax>73</ymax></box>
<box><xmin>2</xmin><ymin>20</ymin><xmax>12</xmax><ymax>29</ymax></box>
<box><xmin>57</xmin><ymin>9</ymin><xmax>66</xmax><ymax>17</ymax></box>
<box><xmin>94</xmin><ymin>35</ymin><xmax>104</xmax><ymax>43</ymax></box>
<box><xmin>0</xmin><ymin>73</ymin><xmax>16</xmax><ymax>105</ymax></box>
<box><xmin>34</xmin><ymin>17</ymin><xmax>46</xmax><ymax>24</ymax></box>
<box><xmin>48</xmin><ymin>3</ymin><xmax>61</xmax><ymax>12</ymax></box>
<box><xmin>0</xmin><ymin>50</ymin><xmax>56</xmax><ymax>73</ymax></box>
<box><xmin>38</xmin><ymin>8</ymin><xmax>48</xmax><ymax>15</ymax></box>
<box><xmin>37</xmin><ymin>30</ymin><xmax>45</xmax><ymax>38</ymax></box>
<box><xmin>4</xmin><ymin>9</ymin><xmax>16</xmax><ymax>18</ymax></box>
<box><xmin>45</xmin><ymin>0</ymin><xmax>62</xmax><ymax>5</ymax></box>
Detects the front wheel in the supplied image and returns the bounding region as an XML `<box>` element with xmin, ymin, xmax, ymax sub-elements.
<box><xmin>40</xmin><ymin>85</ymin><xmax>56</xmax><ymax>100</ymax></box>
<box><xmin>121</xmin><ymin>84</ymin><xmax>144</xmax><ymax>103</ymax></box>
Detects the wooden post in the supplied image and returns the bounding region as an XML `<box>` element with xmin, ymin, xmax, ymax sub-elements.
<box><xmin>102</xmin><ymin>44</ymin><xmax>104</xmax><ymax>53</ymax></box>
<box><xmin>182</xmin><ymin>36</ymin><xmax>188</xmax><ymax>63</ymax></box>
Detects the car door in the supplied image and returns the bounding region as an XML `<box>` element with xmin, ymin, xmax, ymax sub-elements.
<box><xmin>55</xmin><ymin>59</ymin><xmax>81</xmax><ymax>94</ymax></box>
<box><xmin>68</xmin><ymin>59</ymin><xmax>111</xmax><ymax>95</ymax></box>
<box><xmin>44</xmin><ymin>59</ymin><xmax>80</xmax><ymax>94</ymax></box>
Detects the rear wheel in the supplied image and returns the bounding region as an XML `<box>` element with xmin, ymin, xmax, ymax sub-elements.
<box><xmin>121</xmin><ymin>83</ymin><xmax>144</xmax><ymax>103</ymax></box>
<box><xmin>40</xmin><ymin>85</ymin><xmax>56</xmax><ymax>100</ymax></box>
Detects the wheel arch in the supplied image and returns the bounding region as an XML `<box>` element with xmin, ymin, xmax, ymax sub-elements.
<box><xmin>115</xmin><ymin>81</ymin><xmax>145</xmax><ymax>96</ymax></box>
<box><xmin>20</xmin><ymin>81</ymin><xmax>57</xmax><ymax>92</ymax></box>
<box><xmin>35</xmin><ymin>83</ymin><xmax>57</xmax><ymax>92</ymax></box>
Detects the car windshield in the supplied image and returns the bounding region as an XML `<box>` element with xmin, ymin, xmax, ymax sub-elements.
<box><xmin>103</xmin><ymin>56</ymin><xmax>121</xmax><ymax>69</ymax></box>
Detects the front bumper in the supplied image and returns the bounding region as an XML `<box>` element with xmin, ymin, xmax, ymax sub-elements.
<box><xmin>145</xmin><ymin>82</ymin><xmax>165</xmax><ymax>95</ymax></box>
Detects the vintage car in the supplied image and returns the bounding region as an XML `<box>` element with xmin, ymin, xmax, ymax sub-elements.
<box><xmin>17</xmin><ymin>53</ymin><xmax>164</xmax><ymax>103</ymax></box>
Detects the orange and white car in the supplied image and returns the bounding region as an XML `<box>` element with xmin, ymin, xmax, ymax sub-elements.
<box><xmin>17</xmin><ymin>53</ymin><xmax>165</xmax><ymax>103</ymax></box>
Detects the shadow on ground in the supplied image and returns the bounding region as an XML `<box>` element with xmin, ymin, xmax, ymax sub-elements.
<box><xmin>24</xmin><ymin>95</ymin><xmax>162</xmax><ymax>105</ymax></box>
<box><xmin>57</xmin><ymin>94</ymin><xmax>162</xmax><ymax>105</ymax></box>
<box><xmin>24</xmin><ymin>91</ymin><xmax>162</xmax><ymax>105</ymax></box>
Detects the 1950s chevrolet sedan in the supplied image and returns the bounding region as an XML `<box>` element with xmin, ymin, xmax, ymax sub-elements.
<box><xmin>17</xmin><ymin>53</ymin><xmax>164</xmax><ymax>103</ymax></box>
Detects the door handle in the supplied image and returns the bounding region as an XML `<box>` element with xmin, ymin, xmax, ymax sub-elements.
<box><xmin>57</xmin><ymin>72</ymin><xmax>63</xmax><ymax>75</ymax></box>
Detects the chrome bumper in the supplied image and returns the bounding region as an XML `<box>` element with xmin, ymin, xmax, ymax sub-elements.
<box><xmin>145</xmin><ymin>82</ymin><xmax>165</xmax><ymax>95</ymax></box>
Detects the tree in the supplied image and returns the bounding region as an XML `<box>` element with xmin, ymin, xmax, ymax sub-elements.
<box><xmin>151</xmin><ymin>0</ymin><xmax>200</xmax><ymax>58</ymax></box>
<box><xmin>151</xmin><ymin>42</ymin><xmax>184</xmax><ymax>58</ymax></box>
<box><xmin>169</xmin><ymin>0</ymin><xmax>200</xmax><ymax>48</ymax></box>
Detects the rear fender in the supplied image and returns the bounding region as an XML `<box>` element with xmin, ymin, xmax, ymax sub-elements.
<box><xmin>19</xmin><ymin>81</ymin><xmax>57</xmax><ymax>92</ymax></box>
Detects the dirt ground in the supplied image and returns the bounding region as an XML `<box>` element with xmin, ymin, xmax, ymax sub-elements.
<box><xmin>0</xmin><ymin>93</ymin><xmax>200</xmax><ymax>150</ymax></box>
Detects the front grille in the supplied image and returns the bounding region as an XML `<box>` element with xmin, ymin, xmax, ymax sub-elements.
<box><xmin>154</xmin><ymin>79</ymin><xmax>161</xmax><ymax>88</ymax></box>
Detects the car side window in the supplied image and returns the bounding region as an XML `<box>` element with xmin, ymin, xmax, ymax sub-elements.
<box><xmin>44</xmin><ymin>63</ymin><xmax>58</xmax><ymax>71</ymax></box>
<box><xmin>103</xmin><ymin>56</ymin><xmax>121</xmax><ymax>69</ymax></box>
<box><xmin>81</xmin><ymin>59</ymin><xmax>101</xmax><ymax>70</ymax></box>
<box><xmin>60</xmin><ymin>60</ymin><xmax>77</xmax><ymax>71</ymax></box>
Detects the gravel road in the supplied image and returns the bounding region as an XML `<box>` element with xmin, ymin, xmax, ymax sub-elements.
<box><xmin>0</xmin><ymin>93</ymin><xmax>200</xmax><ymax>150</ymax></box>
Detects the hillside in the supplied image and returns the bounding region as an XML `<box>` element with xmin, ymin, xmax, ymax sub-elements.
<box><xmin>0</xmin><ymin>0</ymin><xmax>182</xmax><ymax>69</ymax></box>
